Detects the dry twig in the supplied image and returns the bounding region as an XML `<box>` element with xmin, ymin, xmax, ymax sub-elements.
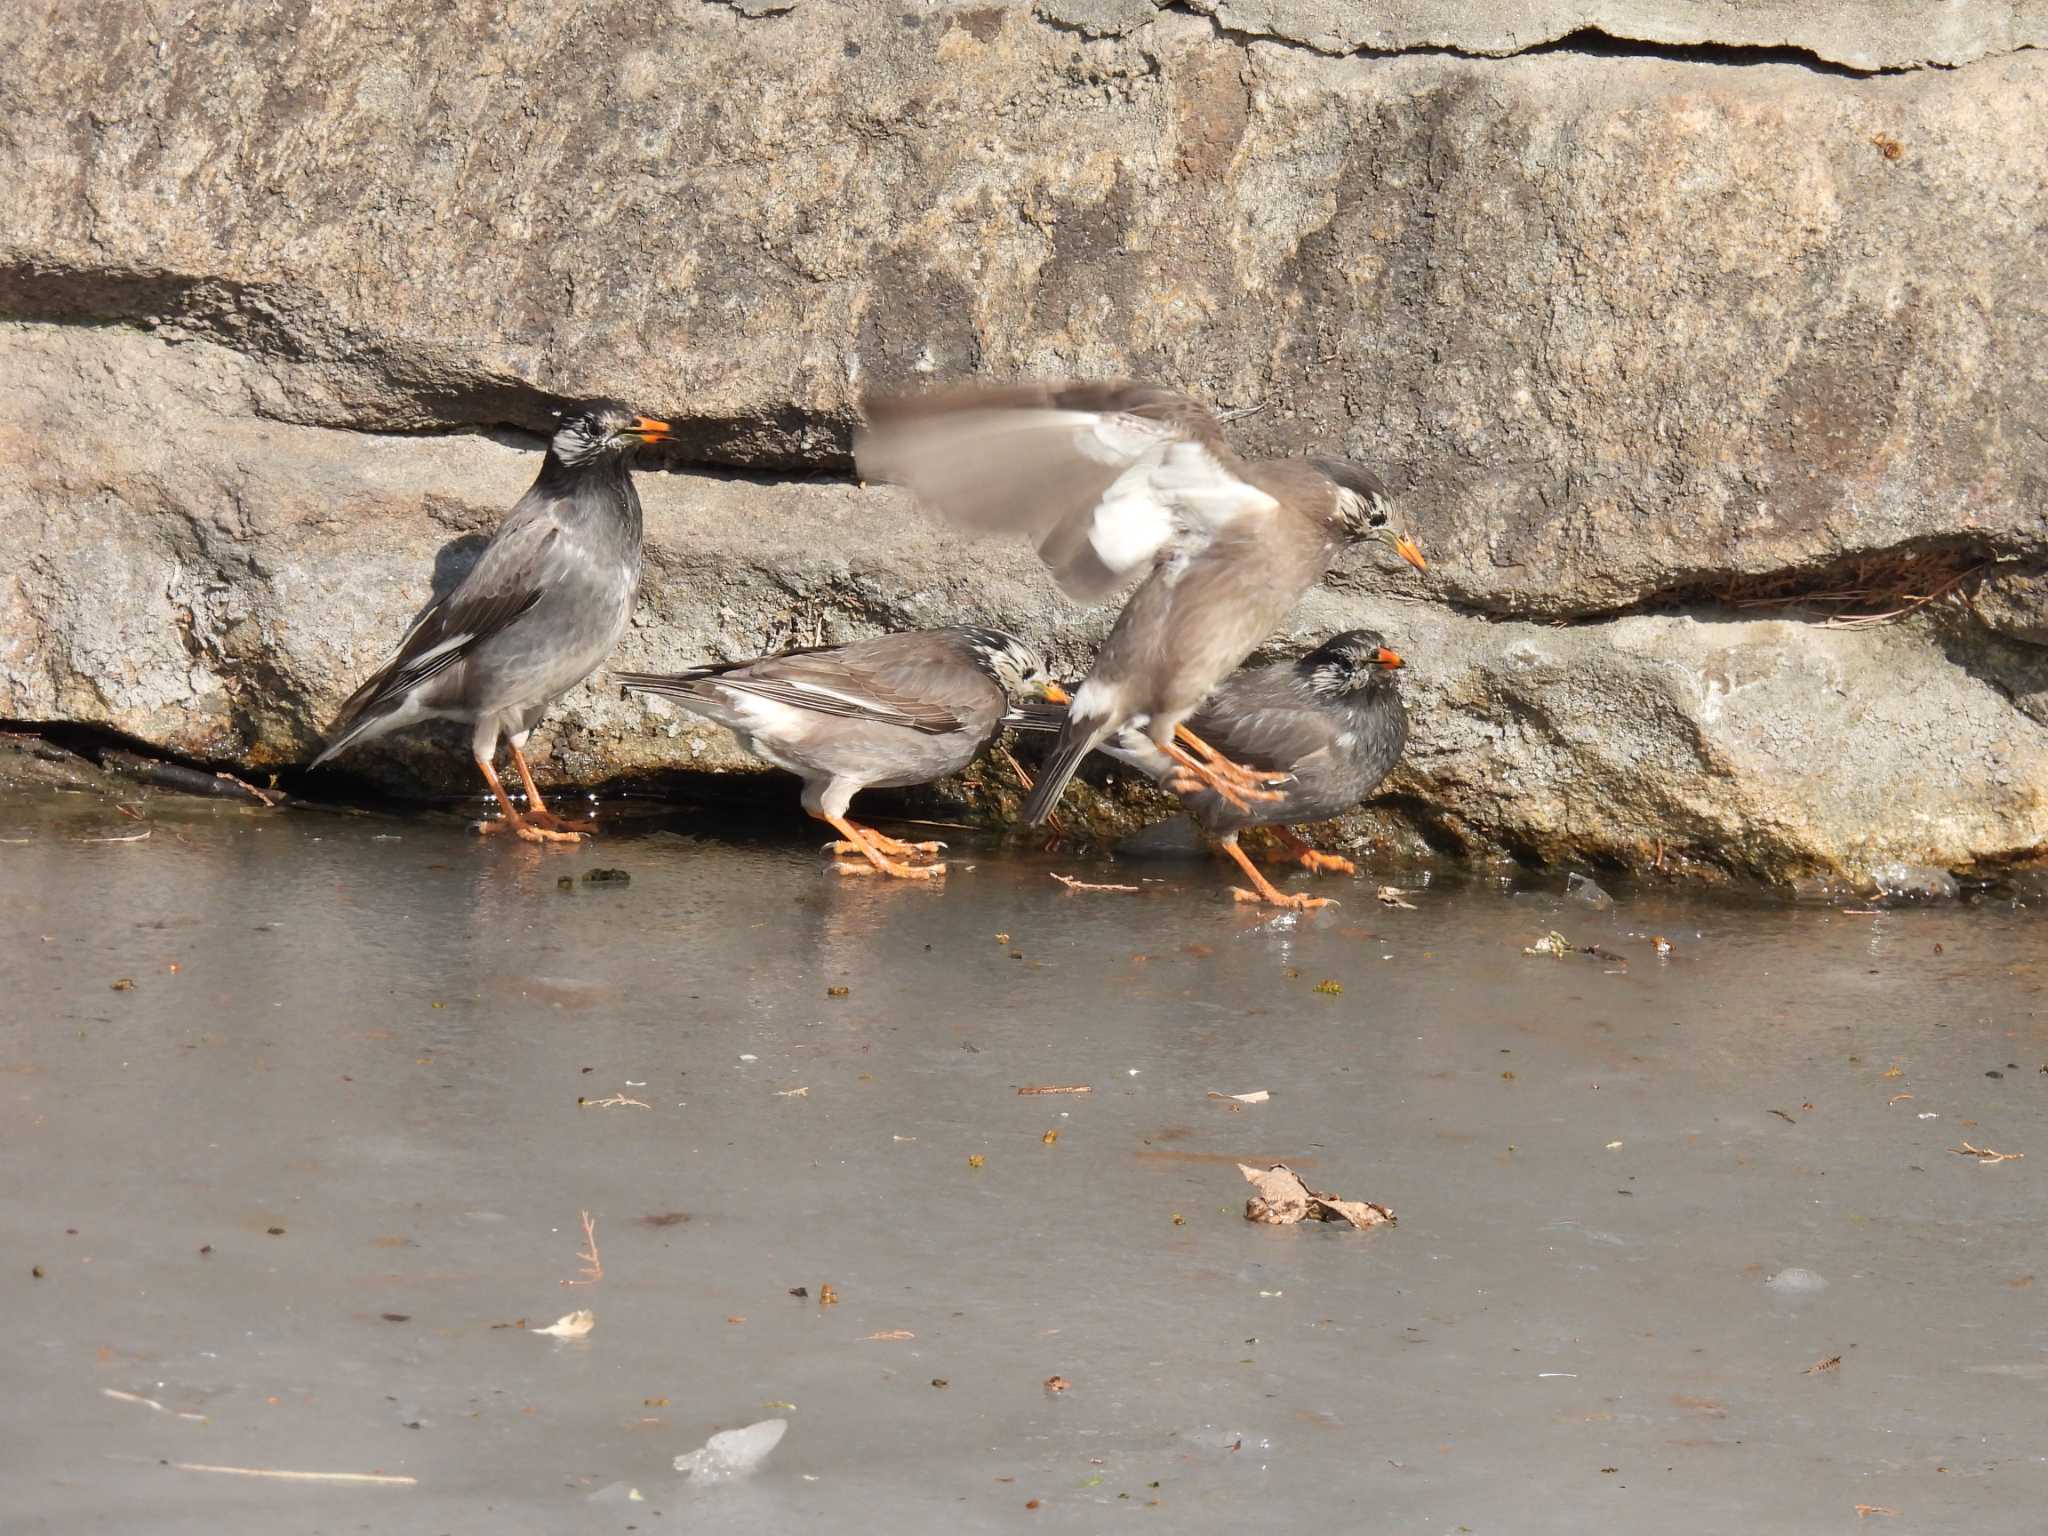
<box><xmin>1953</xmin><ymin>1141</ymin><xmax>2023</xmax><ymax>1164</ymax></box>
<box><xmin>170</xmin><ymin>1463</ymin><xmax>416</xmax><ymax>1486</ymax></box>
<box><xmin>561</xmin><ymin>1211</ymin><xmax>602</xmax><ymax>1287</ymax></box>
<box><xmin>1051</xmin><ymin>872</ymin><xmax>1140</xmax><ymax>893</ymax></box>
<box><xmin>215</xmin><ymin>771</ymin><xmax>279</xmax><ymax>806</ymax></box>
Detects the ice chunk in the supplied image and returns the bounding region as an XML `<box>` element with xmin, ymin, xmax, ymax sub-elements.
<box><xmin>674</xmin><ymin>1417</ymin><xmax>788</xmax><ymax>1481</ymax></box>
<box><xmin>1765</xmin><ymin>1267</ymin><xmax>1828</xmax><ymax>1294</ymax></box>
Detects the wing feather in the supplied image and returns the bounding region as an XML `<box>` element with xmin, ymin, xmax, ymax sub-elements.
<box><xmin>857</xmin><ymin>380</ymin><xmax>1277</xmax><ymax>601</ymax></box>
<box><xmin>618</xmin><ymin>647</ymin><xmax>973</xmax><ymax>737</ymax></box>
<box><xmin>319</xmin><ymin>514</ymin><xmax>560</xmax><ymax>751</ymax></box>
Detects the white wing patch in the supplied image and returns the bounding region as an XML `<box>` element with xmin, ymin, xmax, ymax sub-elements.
<box><xmin>717</xmin><ymin>690</ymin><xmax>815</xmax><ymax>741</ymax></box>
<box><xmin>1147</xmin><ymin>441</ymin><xmax>1278</xmax><ymax>531</ymax></box>
<box><xmin>1083</xmin><ymin>439</ymin><xmax>1277</xmax><ymax>580</ymax></box>
<box><xmin>1089</xmin><ymin>464</ymin><xmax>1177</xmax><ymax>575</ymax></box>
<box><xmin>780</xmin><ymin>678</ymin><xmax>893</xmax><ymax>714</ymax></box>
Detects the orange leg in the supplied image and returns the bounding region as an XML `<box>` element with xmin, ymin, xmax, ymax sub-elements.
<box><xmin>1160</xmin><ymin>739</ymin><xmax>1285</xmax><ymax>815</ymax></box>
<box><xmin>507</xmin><ymin>742</ymin><xmax>587</xmax><ymax>836</ymax></box>
<box><xmin>1268</xmin><ymin>824</ymin><xmax>1355</xmax><ymax>876</ymax></box>
<box><xmin>1218</xmin><ymin>834</ymin><xmax>1335</xmax><ymax>911</ymax></box>
<box><xmin>819</xmin><ymin>813</ymin><xmax>945</xmax><ymax>879</ymax></box>
<box><xmin>474</xmin><ymin>754</ymin><xmax>580</xmax><ymax>845</ymax></box>
<box><xmin>1174</xmin><ymin>724</ymin><xmax>1294</xmax><ymax>794</ymax></box>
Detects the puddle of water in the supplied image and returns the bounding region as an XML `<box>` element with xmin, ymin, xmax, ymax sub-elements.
<box><xmin>3</xmin><ymin>793</ymin><xmax>2045</xmax><ymax>1531</ymax></box>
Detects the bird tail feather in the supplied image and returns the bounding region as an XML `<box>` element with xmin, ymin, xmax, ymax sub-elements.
<box><xmin>613</xmin><ymin>671</ymin><xmax>713</xmax><ymax>702</ymax></box>
<box><xmin>1021</xmin><ymin>713</ymin><xmax>1116</xmax><ymax>826</ymax></box>
<box><xmin>310</xmin><ymin>708</ymin><xmax>387</xmax><ymax>768</ymax></box>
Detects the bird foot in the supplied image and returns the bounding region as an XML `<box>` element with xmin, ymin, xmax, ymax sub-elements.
<box><xmin>834</xmin><ymin>857</ymin><xmax>947</xmax><ymax>881</ymax></box>
<box><xmin>524</xmin><ymin>810</ymin><xmax>591</xmax><ymax>837</ymax></box>
<box><xmin>474</xmin><ymin>817</ymin><xmax>583</xmax><ymax>844</ymax></box>
<box><xmin>1229</xmin><ymin>885</ymin><xmax>1336</xmax><ymax>911</ymax></box>
<box><xmin>1160</xmin><ymin>746</ymin><xmax>1289</xmax><ymax>815</ymax></box>
<box><xmin>822</xmin><ymin>831</ymin><xmax>945</xmax><ymax>860</ymax></box>
<box><xmin>1295</xmin><ymin>849</ymin><xmax>1357</xmax><ymax>876</ymax></box>
<box><xmin>515</xmin><ymin>822</ymin><xmax>584</xmax><ymax>845</ymax></box>
<box><xmin>1206</xmin><ymin>776</ymin><xmax>1289</xmax><ymax>815</ymax></box>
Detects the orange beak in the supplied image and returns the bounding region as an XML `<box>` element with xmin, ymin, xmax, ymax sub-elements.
<box><xmin>1375</xmin><ymin>647</ymin><xmax>1404</xmax><ymax>669</ymax></box>
<box><xmin>623</xmin><ymin>415</ymin><xmax>674</xmax><ymax>442</ymax></box>
<box><xmin>1040</xmin><ymin>681</ymin><xmax>1072</xmax><ymax>705</ymax></box>
<box><xmin>1393</xmin><ymin>535</ymin><xmax>1427</xmax><ymax>572</ymax></box>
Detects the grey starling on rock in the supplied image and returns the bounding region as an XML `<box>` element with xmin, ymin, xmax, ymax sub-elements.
<box><xmin>1100</xmin><ymin>629</ymin><xmax>1409</xmax><ymax>910</ymax></box>
<box><xmin>854</xmin><ymin>380</ymin><xmax>1424</xmax><ymax>828</ymax></box>
<box><xmin>313</xmin><ymin>402</ymin><xmax>672</xmax><ymax>842</ymax></box>
<box><xmin>616</xmin><ymin>626</ymin><xmax>1058</xmax><ymax>879</ymax></box>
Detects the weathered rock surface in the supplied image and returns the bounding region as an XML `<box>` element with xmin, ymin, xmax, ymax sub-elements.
<box><xmin>2</xmin><ymin>1</ymin><xmax>2046</xmax><ymax>881</ymax></box>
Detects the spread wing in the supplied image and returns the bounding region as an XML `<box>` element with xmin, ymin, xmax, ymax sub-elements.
<box><xmin>856</xmin><ymin>380</ymin><xmax>1280</xmax><ymax>602</ymax></box>
<box><xmin>617</xmin><ymin>649</ymin><xmax>973</xmax><ymax>737</ymax></box>
<box><xmin>319</xmin><ymin>509</ymin><xmax>560</xmax><ymax>751</ymax></box>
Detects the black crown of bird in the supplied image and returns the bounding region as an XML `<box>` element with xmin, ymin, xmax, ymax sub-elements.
<box><xmin>854</xmin><ymin>377</ymin><xmax>1425</xmax><ymax>827</ymax></box>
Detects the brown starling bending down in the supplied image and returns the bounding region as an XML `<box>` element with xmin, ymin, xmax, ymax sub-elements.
<box><xmin>1100</xmin><ymin>630</ymin><xmax>1409</xmax><ymax>910</ymax></box>
<box><xmin>855</xmin><ymin>380</ymin><xmax>1424</xmax><ymax>827</ymax></box>
<box><xmin>616</xmin><ymin>626</ymin><xmax>1058</xmax><ymax>879</ymax></box>
<box><xmin>313</xmin><ymin>402</ymin><xmax>671</xmax><ymax>842</ymax></box>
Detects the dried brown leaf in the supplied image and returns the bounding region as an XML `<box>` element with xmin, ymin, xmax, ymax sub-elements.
<box><xmin>1237</xmin><ymin>1163</ymin><xmax>1394</xmax><ymax>1230</ymax></box>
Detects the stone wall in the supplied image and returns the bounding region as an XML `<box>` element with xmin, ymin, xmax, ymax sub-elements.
<box><xmin>4</xmin><ymin>1</ymin><xmax>2046</xmax><ymax>880</ymax></box>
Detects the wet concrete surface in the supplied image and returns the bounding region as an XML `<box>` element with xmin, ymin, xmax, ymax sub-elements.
<box><xmin>4</xmin><ymin>791</ymin><xmax>2046</xmax><ymax>1533</ymax></box>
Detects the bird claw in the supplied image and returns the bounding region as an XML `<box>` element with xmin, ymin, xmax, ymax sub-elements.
<box><xmin>1228</xmin><ymin>886</ymin><xmax>1336</xmax><ymax>911</ymax></box>
<box><xmin>1208</xmin><ymin>779</ymin><xmax>1289</xmax><ymax>814</ymax></box>
<box><xmin>1296</xmin><ymin>850</ymin><xmax>1357</xmax><ymax>876</ymax></box>
<box><xmin>834</xmin><ymin>858</ymin><xmax>947</xmax><ymax>881</ymax></box>
<box><xmin>514</xmin><ymin>823</ymin><xmax>584</xmax><ymax>845</ymax></box>
<box><xmin>822</xmin><ymin>832</ymin><xmax>944</xmax><ymax>859</ymax></box>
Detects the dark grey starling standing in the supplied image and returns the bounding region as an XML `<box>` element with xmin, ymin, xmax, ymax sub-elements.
<box><xmin>855</xmin><ymin>380</ymin><xmax>1425</xmax><ymax>828</ymax></box>
<box><xmin>313</xmin><ymin>401</ymin><xmax>672</xmax><ymax>842</ymax></box>
<box><xmin>1097</xmin><ymin>629</ymin><xmax>1409</xmax><ymax>910</ymax></box>
<box><xmin>615</xmin><ymin>626</ymin><xmax>1057</xmax><ymax>879</ymax></box>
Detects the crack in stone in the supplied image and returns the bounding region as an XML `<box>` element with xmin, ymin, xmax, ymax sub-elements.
<box><xmin>1043</xmin><ymin>0</ymin><xmax>2040</xmax><ymax>76</ymax></box>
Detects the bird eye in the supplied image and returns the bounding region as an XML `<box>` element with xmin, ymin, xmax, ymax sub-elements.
<box><xmin>1367</xmin><ymin>504</ymin><xmax>1388</xmax><ymax>528</ymax></box>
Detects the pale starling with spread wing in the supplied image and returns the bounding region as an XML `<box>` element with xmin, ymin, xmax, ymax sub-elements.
<box><xmin>313</xmin><ymin>401</ymin><xmax>672</xmax><ymax>841</ymax></box>
<box><xmin>616</xmin><ymin>626</ymin><xmax>1057</xmax><ymax>879</ymax></box>
<box><xmin>855</xmin><ymin>380</ymin><xmax>1424</xmax><ymax>828</ymax></box>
